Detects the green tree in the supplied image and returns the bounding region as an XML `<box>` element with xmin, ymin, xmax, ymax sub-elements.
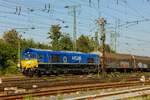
<box><xmin>59</xmin><ymin>34</ymin><xmax>73</xmax><ymax>51</ymax></box>
<box><xmin>37</xmin><ymin>42</ymin><xmax>50</xmax><ymax>49</ymax></box>
<box><xmin>92</xmin><ymin>31</ymin><xmax>115</xmax><ymax>53</ymax></box>
<box><xmin>105</xmin><ymin>44</ymin><xmax>115</xmax><ymax>53</ymax></box>
<box><xmin>76</xmin><ymin>35</ymin><xmax>95</xmax><ymax>52</ymax></box>
<box><xmin>48</xmin><ymin>25</ymin><xmax>62</xmax><ymax>50</ymax></box>
<box><xmin>0</xmin><ymin>39</ymin><xmax>17</xmax><ymax>68</ymax></box>
<box><xmin>98</xmin><ymin>44</ymin><xmax>115</xmax><ymax>53</ymax></box>
<box><xmin>3</xmin><ymin>29</ymin><xmax>20</xmax><ymax>48</ymax></box>
<box><xmin>94</xmin><ymin>32</ymin><xmax>99</xmax><ymax>51</ymax></box>
<box><xmin>21</xmin><ymin>38</ymin><xmax>50</xmax><ymax>51</ymax></box>
<box><xmin>21</xmin><ymin>38</ymin><xmax>37</xmax><ymax>50</ymax></box>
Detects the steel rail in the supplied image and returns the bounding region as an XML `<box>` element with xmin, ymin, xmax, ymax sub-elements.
<box><xmin>77</xmin><ymin>86</ymin><xmax>150</xmax><ymax>100</ymax></box>
<box><xmin>0</xmin><ymin>80</ymin><xmax>150</xmax><ymax>100</ymax></box>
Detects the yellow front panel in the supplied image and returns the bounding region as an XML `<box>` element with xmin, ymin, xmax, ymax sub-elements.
<box><xmin>21</xmin><ymin>59</ymin><xmax>38</xmax><ymax>69</ymax></box>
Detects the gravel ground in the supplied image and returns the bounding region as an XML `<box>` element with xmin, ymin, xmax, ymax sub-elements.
<box><xmin>28</xmin><ymin>85</ymin><xmax>150</xmax><ymax>100</ymax></box>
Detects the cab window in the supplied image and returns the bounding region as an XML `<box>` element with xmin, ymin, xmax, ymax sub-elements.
<box><xmin>38</xmin><ymin>54</ymin><xmax>43</xmax><ymax>59</ymax></box>
<box><xmin>23</xmin><ymin>52</ymin><xmax>35</xmax><ymax>60</ymax></box>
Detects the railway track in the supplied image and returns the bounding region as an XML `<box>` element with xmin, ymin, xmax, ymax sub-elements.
<box><xmin>0</xmin><ymin>75</ymin><xmax>149</xmax><ymax>100</ymax></box>
<box><xmin>0</xmin><ymin>75</ymin><xmax>141</xmax><ymax>91</ymax></box>
<box><xmin>0</xmin><ymin>75</ymin><xmax>102</xmax><ymax>91</ymax></box>
<box><xmin>77</xmin><ymin>86</ymin><xmax>150</xmax><ymax>100</ymax></box>
<box><xmin>0</xmin><ymin>79</ymin><xmax>150</xmax><ymax>100</ymax></box>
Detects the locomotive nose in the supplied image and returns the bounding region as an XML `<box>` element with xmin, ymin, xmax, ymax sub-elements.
<box><xmin>21</xmin><ymin>59</ymin><xmax>38</xmax><ymax>69</ymax></box>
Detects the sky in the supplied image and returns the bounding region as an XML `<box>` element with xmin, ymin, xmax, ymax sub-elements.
<box><xmin>0</xmin><ymin>0</ymin><xmax>150</xmax><ymax>56</ymax></box>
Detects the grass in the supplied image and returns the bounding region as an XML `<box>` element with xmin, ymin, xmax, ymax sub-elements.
<box><xmin>120</xmin><ymin>95</ymin><xmax>150</xmax><ymax>100</ymax></box>
<box><xmin>24</xmin><ymin>95</ymin><xmax>33</xmax><ymax>100</ymax></box>
<box><xmin>56</xmin><ymin>94</ymin><xmax>64</xmax><ymax>100</ymax></box>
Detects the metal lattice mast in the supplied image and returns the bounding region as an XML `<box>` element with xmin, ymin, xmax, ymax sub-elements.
<box><xmin>65</xmin><ymin>5</ymin><xmax>80</xmax><ymax>51</ymax></box>
<box><xmin>97</xmin><ymin>18</ymin><xmax>107</xmax><ymax>75</ymax></box>
<box><xmin>73</xmin><ymin>6</ymin><xmax>77</xmax><ymax>51</ymax></box>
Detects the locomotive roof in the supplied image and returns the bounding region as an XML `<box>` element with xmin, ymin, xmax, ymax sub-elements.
<box><xmin>23</xmin><ymin>48</ymin><xmax>99</xmax><ymax>56</ymax></box>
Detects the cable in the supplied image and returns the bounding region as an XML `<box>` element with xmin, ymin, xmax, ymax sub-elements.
<box><xmin>119</xmin><ymin>0</ymin><xmax>146</xmax><ymax>19</ymax></box>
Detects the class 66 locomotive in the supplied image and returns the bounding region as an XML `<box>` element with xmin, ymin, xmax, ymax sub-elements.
<box><xmin>20</xmin><ymin>48</ymin><xmax>100</xmax><ymax>77</ymax></box>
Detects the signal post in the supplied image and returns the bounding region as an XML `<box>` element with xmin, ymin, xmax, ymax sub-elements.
<box><xmin>97</xmin><ymin>18</ymin><xmax>107</xmax><ymax>76</ymax></box>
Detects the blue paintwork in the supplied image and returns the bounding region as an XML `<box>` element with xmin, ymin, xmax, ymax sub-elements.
<box><xmin>21</xmin><ymin>48</ymin><xmax>100</xmax><ymax>65</ymax></box>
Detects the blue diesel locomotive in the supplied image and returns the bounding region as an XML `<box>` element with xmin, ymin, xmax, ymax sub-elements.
<box><xmin>20</xmin><ymin>48</ymin><xmax>100</xmax><ymax>76</ymax></box>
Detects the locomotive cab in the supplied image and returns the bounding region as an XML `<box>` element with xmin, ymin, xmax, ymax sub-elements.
<box><xmin>20</xmin><ymin>49</ymin><xmax>38</xmax><ymax>76</ymax></box>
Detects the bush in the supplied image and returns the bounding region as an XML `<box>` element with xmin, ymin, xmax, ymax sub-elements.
<box><xmin>0</xmin><ymin>67</ymin><xmax>5</xmax><ymax>75</ymax></box>
<box><xmin>4</xmin><ymin>60</ymin><xmax>19</xmax><ymax>74</ymax></box>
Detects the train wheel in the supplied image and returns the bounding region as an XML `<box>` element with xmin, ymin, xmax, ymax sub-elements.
<box><xmin>37</xmin><ymin>71</ymin><xmax>42</xmax><ymax>77</ymax></box>
<box><xmin>27</xmin><ymin>69</ymin><xmax>33</xmax><ymax>77</ymax></box>
<box><xmin>54</xmin><ymin>72</ymin><xmax>59</xmax><ymax>76</ymax></box>
<box><xmin>22</xmin><ymin>70</ymin><xmax>28</xmax><ymax>76</ymax></box>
